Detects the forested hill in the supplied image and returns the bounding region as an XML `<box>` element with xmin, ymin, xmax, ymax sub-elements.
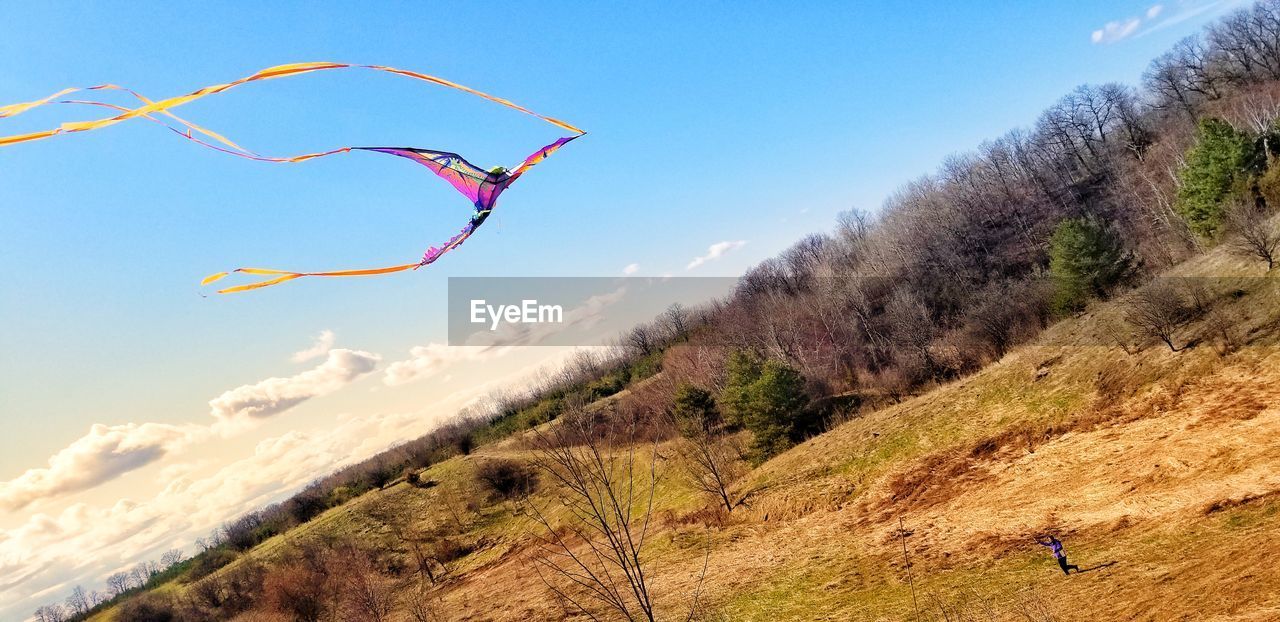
<box><xmin>45</xmin><ymin>2</ymin><xmax>1280</xmax><ymax>621</ymax></box>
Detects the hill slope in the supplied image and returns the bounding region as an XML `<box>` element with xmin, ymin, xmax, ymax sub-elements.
<box><xmin>90</xmin><ymin>243</ymin><xmax>1280</xmax><ymax>621</ymax></box>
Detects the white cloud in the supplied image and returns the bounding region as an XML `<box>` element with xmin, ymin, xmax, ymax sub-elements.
<box><xmin>1093</xmin><ymin>1</ymin><xmax>1238</xmax><ymax>44</ymax></box>
<box><xmin>1092</xmin><ymin>17</ymin><xmax>1142</xmax><ymax>43</ymax></box>
<box><xmin>0</xmin><ymin>340</ymin><xmax>578</xmax><ymax>619</ymax></box>
<box><xmin>0</xmin><ymin>423</ymin><xmax>204</xmax><ymax>511</ymax></box>
<box><xmin>686</xmin><ymin>240</ymin><xmax>747</xmax><ymax>270</ymax></box>
<box><xmin>382</xmin><ymin>344</ymin><xmax>504</xmax><ymax>386</ymax></box>
<box><xmin>0</xmin><ymin>343</ymin><xmax>380</xmax><ymax>512</ymax></box>
<box><xmin>0</xmin><ymin>407</ymin><xmax>467</xmax><ymax>618</ymax></box>
<box><xmin>209</xmin><ymin>349</ymin><xmax>380</xmax><ymax>427</ymax></box>
<box><xmin>291</xmin><ymin>330</ymin><xmax>335</xmax><ymax>363</ymax></box>
<box><xmin>623</xmin><ymin>263</ymin><xmax>640</xmax><ymax>275</ymax></box>
<box><xmin>1138</xmin><ymin>0</ymin><xmax>1245</xmax><ymax>39</ymax></box>
<box><xmin>0</xmin><ymin>342</ymin><xmax>380</xmax><ymax>513</ymax></box>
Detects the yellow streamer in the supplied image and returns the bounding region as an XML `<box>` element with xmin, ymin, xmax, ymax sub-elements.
<box><xmin>0</xmin><ymin>62</ymin><xmax>583</xmax><ymax>151</ymax></box>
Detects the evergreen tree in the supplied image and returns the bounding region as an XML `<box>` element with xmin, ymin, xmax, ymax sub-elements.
<box><xmin>671</xmin><ymin>383</ymin><xmax>719</xmax><ymax>438</ymax></box>
<box><xmin>719</xmin><ymin>350</ymin><xmax>763</xmax><ymax>429</ymax></box>
<box><xmin>717</xmin><ymin>351</ymin><xmax>809</xmax><ymax>462</ymax></box>
<box><xmin>1177</xmin><ymin>118</ymin><xmax>1257</xmax><ymax>237</ymax></box>
<box><xmin>1049</xmin><ymin>218</ymin><xmax>1130</xmax><ymax>313</ymax></box>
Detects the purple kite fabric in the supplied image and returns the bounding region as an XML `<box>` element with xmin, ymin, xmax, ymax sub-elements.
<box><xmin>360</xmin><ymin>135</ymin><xmax>581</xmax><ymax>267</ymax></box>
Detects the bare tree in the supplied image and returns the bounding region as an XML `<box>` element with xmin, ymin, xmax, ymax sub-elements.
<box><xmin>884</xmin><ymin>289</ymin><xmax>942</xmax><ymax>380</ymax></box>
<box><xmin>661</xmin><ymin>303</ymin><xmax>690</xmax><ymax>342</ymax></box>
<box><xmin>196</xmin><ymin>527</ymin><xmax>224</xmax><ymax>553</ymax></box>
<box><xmin>1144</xmin><ymin>36</ymin><xmax>1223</xmax><ymax>116</ymax></box>
<box><xmin>106</xmin><ymin>571</ymin><xmax>130</xmax><ymax>597</ymax></box>
<box><xmin>160</xmin><ymin>548</ymin><xmax>184</xmax><ymax>569</ymax></box>
<box><xmin>64</xmin><ymin>585</ymin><xmax>90</xmax><ymax>616</ymax></box>
<box><xmin>1221</xmin><ymin>81</ymin><xmax>1280</xmax><ymax>136</ymax></box>
<box><xmin>366</xmin><ymin>494</ymin><xmax>447</xmax><ymax>585</ymax></box>
<box><xmin>1225</xmin><ymin>199</ymin><xmax>1280</xmax><ymax>270</ymax></box>
<box><xmin>964</xmin><ymin>284</ymin><xmax>1019</xmax><ymax>360</ymax></box>
<box><xmin>34</xmin><ymin>604</ymin><xmax>66</xmax><ymax>622</ymax></box>
<box><xmin>129</xmin><ymin>565</ymin><xmax>149</xmax><ymax>589</ymax></box>
<box><xmin>339</xmin><ymin>546</ymin><xmax>397</xmax><ymax>622</ymax></box>
<box><xmin>1124</xmin><ymin>283</ymin><xmax>1193</xmax><ymax>352</ymax></box>
<box><xmin>405</xmin><ymin>587</ymin><xmax>446</xmax><ymax>622</ymax></box>
<box><xmin>1210</xmin><ymin>1</ymin><xmax>1280</xmax><ymax>84</ymax></box>
<box><xmin>568</xmin><ymin>349</ymin><xmax>605</xmax><ymax>381</ymax></box>
<box><xmin>666</xmin><ymin>384</ymin><xmax>747</xmax><ymax>513</ymax></box>
<box><xmin>626</xmin><ymin>324</ymin><xmax>656</xmax><ymax>356</ymax></box>
<box><xmin>526</xmin><ymin>405</ymin><xmax>659</xmax><ymax>622</ymax></box>
<box><xmin>834</xmin><ymin>208</ymin><xmax>872</xmax><ymax>260</ymax></box>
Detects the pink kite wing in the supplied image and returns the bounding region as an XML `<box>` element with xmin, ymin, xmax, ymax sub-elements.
<box><xmin>508</xmin><ymin>135</ymin><xmax>583</xmax><ymax>181</ymax></box>
<box><xmin>358</xmin><ymin>148</ymin><xmax>489</xmax><ymax>204</ymax></box>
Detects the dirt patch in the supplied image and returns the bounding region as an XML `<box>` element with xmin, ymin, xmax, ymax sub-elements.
<box><xmin>1202</xmin><ymin>489</ymin><xmax>1280</xmax><ymax>515</ymax></box>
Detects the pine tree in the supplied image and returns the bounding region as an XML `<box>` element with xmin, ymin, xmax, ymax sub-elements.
<box><xmin>717</xmin><ymin>351</ymin><xmax>809</xmax><ymax>462</ymax></box>
<box><xmin>1177</xmin><ymin>118</ymin><xmax>1257</xmax><ymax>237</ymax></box>
<box><xmin>1049</xmin><ymin>218</ymin><xmax>1130</xmax><ymax>313</ymax></box>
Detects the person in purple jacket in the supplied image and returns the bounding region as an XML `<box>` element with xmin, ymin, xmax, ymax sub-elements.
<box><xmin>1036</xmin><ymin>535</ymin><xmax>1080</xmax><ymax>575</ymax></box>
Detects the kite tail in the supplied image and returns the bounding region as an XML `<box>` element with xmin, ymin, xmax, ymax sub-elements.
<box><xmin>54</xmin><ymin>96</ymin><xmax>355</xmax><ymax>163</ymax></box>
<box><xmin>201</xmin><ymin>263</ymin><xmax>424</xmax><ymax>294</ymax></box>
<box><xmin>0</xmin><ymin>62</ymin><xmax>584</xmax><ymax>152</ymax></box>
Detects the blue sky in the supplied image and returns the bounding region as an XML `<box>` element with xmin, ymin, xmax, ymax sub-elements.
<box><xmin>0</xmin><ymin>1</ymin><xmax>1244</xmax><ymax>617</ymax></box>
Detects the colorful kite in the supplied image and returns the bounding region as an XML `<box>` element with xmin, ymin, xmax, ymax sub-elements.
<box><xmin>0</xmin><ymin>62</ymin><xmax>584</xmax><ymax>293</ymax></box>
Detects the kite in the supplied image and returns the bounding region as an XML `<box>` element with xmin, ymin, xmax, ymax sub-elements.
<box><xmin>0</xmin><ymin>62</ymin><xmax>584</xmax><ymax>293</ymax></box>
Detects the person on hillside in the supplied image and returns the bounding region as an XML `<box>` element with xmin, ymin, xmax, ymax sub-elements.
<box><xmin>1036</xmin><ymin>535</ymin><xmax>1080</xmax><ymax>575</ymax></box>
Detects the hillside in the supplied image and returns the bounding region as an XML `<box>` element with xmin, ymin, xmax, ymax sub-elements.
<box><xmin>90</xmin><ymin>241</ymin><xmax>1280</xmax><ymax>621</ymax></box>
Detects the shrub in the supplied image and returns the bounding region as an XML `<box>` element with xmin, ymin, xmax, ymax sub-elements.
<box><xmin>327</xmin><ymin>485</ymin><xmax>363</xmax><ymax>507</ymax></box>
<box><xmin>585</xmin><ymin>369</ymin><xmax>630</xmax><ymax>400</ymax></box>
<box><xmin>526</xmin><ymin>397</ymin><xmax>566</xmax><ymax>425</ymax></box>
<box><xmin>1257</xmin><ymin>157</ymin><xmax>1280</xmax><ymax>207</ymax></box>
<box><xmin>1224</xmin><ymin>198</ymin><xmax>1280</xmax><ymax>270</ymax></box>
<box><xmin>361</xmin><ymin>460</ymin><xmax>398</xmax><ymax>490</ymax></box>
<box><xmin>116</xmin><ymin>595</ymin><xmax>177</xmax><ymax>622</ymax></box>
<box><xmin>475</xmin><ymin>459</ymin><xmax>538</xmax><ymax>500</ymax></box>
<box><xmin>263</xmin><ymin>562</ymin><xmax>330</xmax><ymax>622</ymax></box>
<box><xmin>1049</xmin><ymin>217</ymin><xmax>1130</xmax><ymax>313</ymax></box>
<box><xmin>630</xmin><ymin>351</ymin><xmax>664</xmax><ymax>380</ymax></box>
<box><xmin>428</xmin><ymin>537</ymin><xmax>474</xmax><ymax>565</ymax></box>
<box><xmin>219</xmin><ymin>560</ymin><xmax>266</xmax><ymax>615</ymax></box>
<box><xmin>186</xmin><ymin>548</ymin><xmax>238</xmax><ymax>581</ymax></box>
<box><xmin>286</xmin><ymin>487</ymin><xmax>329</xmax><ymax>524</ymax></box>
<box><xmin>1123</xmin><ymin>283</ymin><xmax>1193</xmax><ymax>352</ymax></box>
